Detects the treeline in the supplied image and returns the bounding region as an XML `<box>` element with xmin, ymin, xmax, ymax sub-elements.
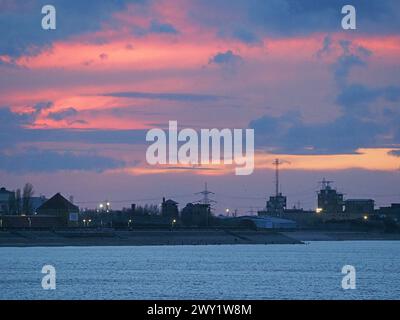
<box><xmin>134</xmin><ymin>204</ymin><xmax>160</xmax><ymax>216</ymax></box>
<box><xmin>8</xmin><ymin>183</ymin><xmax>35</xmax><ymax>215</ymax></box>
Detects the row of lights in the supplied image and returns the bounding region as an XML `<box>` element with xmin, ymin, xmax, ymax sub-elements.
<box><xmin>81</xmin><ymin>218</ymin><xmax>177</xmax><ymax>227</ymax></box>
<box><xmin>97</xmin><ymin>202</ymin><xmax>111</xmax><ymax>213</ymax></box>
<box><xmin>315</xmin><ymin>207</ymin><xmax>369</xmax><ymax>220</ymax></box>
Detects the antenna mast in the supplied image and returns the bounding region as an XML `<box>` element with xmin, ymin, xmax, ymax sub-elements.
<box><xmin>273</xmin><ymin>159</ymin><xmax>290</xmax><ymax>196</ymax></box>
<box><xmin>195</xmin><ymin>182</ymin><xmax>216</xmax><ymax>207</ymax></box>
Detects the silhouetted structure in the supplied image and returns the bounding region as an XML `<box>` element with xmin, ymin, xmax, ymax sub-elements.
<box><xmin>161</xmin><ymin>197</ymin><xmax>179</xmax><ymax>219</ymax></box>
<box><xmin>195</xmin><ymin>183</ymin><xmax>216</xmax><ymax>212</ymax></box>
<box><xmin>0</xmin><ymin>187</ymin><xmax>15</xmax><ymax>215</ymax></box>
<box><xmin>259</xmin><ymin>159</ymin><xmax>289</xmax><ymax>217</ymax></box>
<box><xmin>181</xmin><ymin>203</ymin><xmax>211</xmax><ymax>226</ymax></box>
<box><xmin>379</xmin><ymin>203</ymin><xmax>400</xmax><ymax>219</ymax></box>
<box><xmin>317</xmin><ymin>179</ymin><xmax>344</xmax><ymax>214</ymax></box>
<box><xmin>266</xmin><ymin>195</ymin><xmax>287</xmax><ymax>217</ymax></box>
<box><xmin>344</xmin><ymin>199</ymin><xmax>375</xmax><ymax>215</ymax></box>
<box><xmin>36</xmin><ymin>193</ymin><xmax>79</xmax><ymax>227</ymax></box>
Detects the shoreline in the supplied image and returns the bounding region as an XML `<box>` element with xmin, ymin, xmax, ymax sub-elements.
<box><xmin>0</xmin><ymin>229</ymin><xmax>302</xmax><ymax>247</ymax></box>
<box><xmin>1</xmin><ymin>229</ymin><xmax>400</xmax><ymax>247</ymax></box>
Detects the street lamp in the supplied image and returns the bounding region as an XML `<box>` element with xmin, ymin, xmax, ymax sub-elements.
<box><xmin>171</xmin><ymin>219</ymin><xmax>177</xmax><ymax>229</ymax></box>
<box><xmin>128</xmin><ymin>219</ymin><xmax>132</xmax><ymax>228</ymax></box>
<box><xmin>83</xmin><ymin>219</ymin><xmax>86</xmax><ymax>227</ymax></box>
<box><xmin>225</xmin><ymin>208</ymin><xmax>230</xmax><ymax>216</ymax></box>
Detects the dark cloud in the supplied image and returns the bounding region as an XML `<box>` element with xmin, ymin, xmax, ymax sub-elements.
<box><xmin>69</xmin><ymin>119</ymin><xmax>88</xmax><ymax>125</ymax></box>
<box><xmin>2</xmin><ymin>128</ymin><xmax>146</xmax><ymax>149</ymax></box>
<box><xmin>33</xmin><ymin>101</ymin><xmax>53</xmax><ymax>112</ymax></box>
<box><xmin>0</xmin><ymin>148</ymin><xmax>126</xmax><ymax>173</ymax></box>
<box><xmin>2</xmin><ymin>0</ymin><xmax>400</xmax><ymax>58</ymax></box>
<box><xmin>131</xmin><ymin>20</ymin><xmax>179</xmax><ymax>37</ymax></box>
<box><xmin>336</xmin><ymin>84</ymin><xmax>400</xmax><ymax>110</ymax></box>
<box><xmin>333</xmin><ymin>54</ymin><xmax>366</xmax><ymax>86</ymax></box>
<box><xmin>99</xmin><ymin>53</ymin><xmax>108</xmax><ymax>60</ymax></box>
<box><xmin>249</xmin><ymin>111</ymin><xmax>387</xmax><ymax>154</ymax></box>
<box><xmin>0</xmin><ymin>106</ymin><xmax>147</xmax><ymax>150</ymax></box>
<box><xmin>101</xmin><ymin>91</ymin><xmax>227</xmax><ymax>102</ymax></box>
<box><xmin>388</xmin><ymin>150</ymin><xmax>400</xmax><ymax>157</ymax></box>
<box><xmin>0</xmin><ymin>106</ymin><xmax>33</xmax><ymax>130</ymax></box>
<box><xmin>357</xmin><ymin>46</ymin><xmax>372</xmax><ymax>57</ymax></box>
<box><xmin>209</xmin><ymin>50</ymin><xmax>243</xmax><ymax>66</ymax></box>
<box><xmin>336</xmin><ymin>84</ymin><xmax>380</xmax><ymax>115</ymax></box>
<box><xmin>0</xmin><ymin>105</ymin><xmax>144</xmax><ymax>174</ymax></box>
<box><xmin>331</xmin><ymin>39</ymin><xmax>400</xmax><ymax>122</ymax></box>
<box><xmin>149</xmin><ymin>20</ymin><xmax>178</xmax><ymax>34</ymax></box>
<box><xmin>232</xmin><ymin>28</ymin><xmax>260</xmax><ymax>44</ymax></box>
<box><xmin>47</xmin><ymin>107</ymin><xmax>78</xmax><ymax>121</ymax></box>
<box><xmin>316</xmin><ymin>35</ymin><xmax>332</xmax><ymax>58</ymax></box>
<box><xmin>0</xmin><ymin>0</ymin><xmax>140</xmax><ymax>56</ymax></box>
<box><xmin>249</xmin><ymin>36</ymin><xmax>400</xmax><ymax>155</ymax></box>
<box><xmin>384</xmin><ymin>86</ymin><xmax>400</xmax><ymax>102</ymax></box>
<box><xmin>319</xmin><ymin>38</ymin><xmax>371</xmax><ymax>96</ymax></box>
<box><xmin>192</xmin><ymin>0</ymin><xmax>400</xmax><ymax>39</ymax></box>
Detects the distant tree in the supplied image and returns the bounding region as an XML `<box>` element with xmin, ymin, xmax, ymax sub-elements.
<box><xmin>7</xmin><ymin>191</ymin><xmax>17</xmax><ymax>214</ymax></box>
<box><xmin>135</xmin><ymin>204</ymin><xmax>160</xmax><ymax>216</ymax></box>
<box><xmin>15</xmin><ymin>189</ymin><xmax>22</xmax><ymax>215</ymax></box>
<box><xmin>22</xmin><ymin>183</ymin><xmax>34</xmax><ymax>215</ymax></box>
<box><xmin>146</xmin><ymin>204</ymin><xmax>160</xmax><ymax>216</ymax></box>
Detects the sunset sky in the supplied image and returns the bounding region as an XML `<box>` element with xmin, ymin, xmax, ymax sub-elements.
<box><xmin>1</xmin><ymin>0</ymin><xmax>400</xmax><ymax>213</ymax></box>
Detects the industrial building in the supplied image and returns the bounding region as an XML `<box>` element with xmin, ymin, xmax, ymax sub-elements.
<box><xmin>259</xmin><ymin>159</ymin><xmax>288</xmax><ymax>217</ymax></box>
<box><xmin>344</xmin><ymin>199</ymin><xmax>375</xmax><ymax>215</ymax></box>
<box><xmin>266</xmin><ymin>194</ymin><xmax>287</xmax><ymax>216</ymax></box>
<box><xmin>378</xmin><ymin>203</ymin><xmax>400</xmax><ymax>220</ymax></box>
<box><xmin>317</xmin><ymin>179</ymin><xmax>344</xmax><ymax>214</ymax></box>
<box><xmin>181</xmin><ymin>203</ymin><xmax>211</xmax><ymax>227</ymax></box>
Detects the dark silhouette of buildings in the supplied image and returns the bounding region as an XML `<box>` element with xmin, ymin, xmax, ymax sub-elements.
<box><xmin>317</xmin><ymin>179</ymin><xmax>344</xmax><ymax>214</ymax></box>
<box><xmin>1</xmin><ymin>176</ymin><xmax>400</xmax><ymax>230</ymax></box>
<box><xmin>344</xmin><ymin>199</ymin><xmax>375</xmax><ymax>215</ymax></box>
<box><xmin>0</xmin><ymin>187</ymin><xmax>15</xmax><ymax>215</ymax></box>
<box><xmin>181</xmin><ymin>203</ymin><xmax>211</xmax><ymax>226</ymax></box>
<box><xmin>37</xmin><ymin>193</ymin><xmax>79</xmax><ymax>227</ymax></box>
<box><xmin>161</xmin><ymin>197</ymin><xmax>179</xmax><ymax>219</ymax></box>
<box><xmin>379</xmin><ymin>203</ymin><xmax>400</xmax><ymax>220</ymax></box>
<box><xmin>259</xmin><ymin>159</ymin><xmax>289</xmax><ymax>217</ymax></box>
<box><xmin>265</xmin><ymin>194</ymin><xmax>287</xmax><ymax>217</ymax></box>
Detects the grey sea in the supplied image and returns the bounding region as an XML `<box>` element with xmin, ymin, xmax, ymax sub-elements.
<box><xmin>1</xmin><ymin>241</ymin><xmax>399</xmax><ymax>300</ymax></box>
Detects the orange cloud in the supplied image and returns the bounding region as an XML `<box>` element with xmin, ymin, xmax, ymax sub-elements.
<box><xmin>106</xmin><ymin>148</ymin><xmax>400</xmax><ymax>177</ymax></box>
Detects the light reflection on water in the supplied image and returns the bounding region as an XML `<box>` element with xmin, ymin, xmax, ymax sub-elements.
<box><xmin>0</xmin><ymin>241</ymin><xmax>399</xmax><ymax>300</ymax></box>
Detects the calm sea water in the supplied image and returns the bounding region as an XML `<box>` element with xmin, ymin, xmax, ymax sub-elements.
<box><xmin>0</xmin><ymin>241</ymin><xmax>399</xmax><ymax>300</ymax></box>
